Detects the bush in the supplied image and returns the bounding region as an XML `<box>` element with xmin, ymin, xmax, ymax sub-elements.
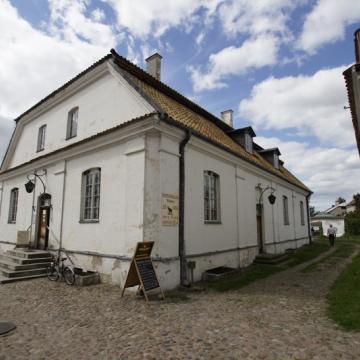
<box><xmin>345</xmin><ymin>210</ymin><xmax>360</xmax><ymax>235</ymax></box>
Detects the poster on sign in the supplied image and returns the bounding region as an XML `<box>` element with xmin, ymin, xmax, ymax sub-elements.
<box><xmin>161</xmin><ymin>193</ymin><xmax>179</xmax><ymax>226</ymax></box>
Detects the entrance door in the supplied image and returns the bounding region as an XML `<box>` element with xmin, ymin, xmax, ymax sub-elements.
<box><xmin>36</xmin><ymin>194</ymin><xmax>51</xmax><ymax>250</ymax></box>
<box><xmin>256</xmin><ymin>204</ymin><xmax>264</xmax><ymax>253</ymax></box>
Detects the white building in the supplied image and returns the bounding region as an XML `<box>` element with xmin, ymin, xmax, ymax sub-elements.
<box><xmin>0</xmin><ymin>50</ymin><xmax>311</xmax><ymax>289</ymax></box>
<box><xmin>311</xmin><ymin>214</ymin><xmax>345</xmax><ymax>237</ymax></box>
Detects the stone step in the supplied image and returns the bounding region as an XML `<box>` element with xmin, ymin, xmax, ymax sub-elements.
<box><xmin>0</xmin><ymin>259</ymin><xmax>51</xmax><ymax>271</ymax></box>
<box><xmin>0</xmin><ymin>253</ymin><xmax>52</xmax><ymax>265</ymax></box>
<box><xmin>0</xmin><ymin>274</ymin><xmax>46</xmax><ymax>284</ymax></box>
<box><xmin>0</xmin><ymin>265</ymin><xmax>47</xmax><ymax>278</ymax></box>
<box><xmin>6</xmin><ymin>249</ymin><xmax>50</xmax><ymax>259</ymax></box>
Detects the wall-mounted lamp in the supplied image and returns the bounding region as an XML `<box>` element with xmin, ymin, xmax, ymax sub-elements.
<box><xmin>25</xmin><ymin>170</ymin><xmax>47</xmax><ymax>194</ymax></box>
<box><xmin>257</xmin><ymin>183</ymin><xmax>276</xmax><ymax>205</ymax></box>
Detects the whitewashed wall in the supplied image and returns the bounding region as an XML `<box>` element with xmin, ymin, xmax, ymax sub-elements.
<box><xmin>7</xmin><ymin>63</ymin><xmax>153</xmax><ymax>169</ymax></box>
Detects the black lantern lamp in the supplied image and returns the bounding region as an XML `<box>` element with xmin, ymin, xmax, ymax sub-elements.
<box><xmin>25</xmin><ymin>180</ymin><xmax>35</xmax><ymax>193</ymax></box>
<box><xmin>257</xmin><ymin>184</ymin><xmax>276</xmax><ymax>205</ymax></box>
<box><xmin>24</xmin><ymin>170</ymin><xmax>47</xmax><ymax>194</ymax></box>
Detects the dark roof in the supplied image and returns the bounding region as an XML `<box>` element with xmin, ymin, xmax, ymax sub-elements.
<box><xmin>258</xmin><ymin>147</ymin><xmax>281</xmax><ymax>156</ymax></box>
<box><xmin>227</xmin><ymin>126</ymin><xmax>256</xmax><ymax>137</ymax></box>
<box><xmin>343</xmin><ymin>64</ymin><xmax>360</xmax><ymax>156</ymax></box>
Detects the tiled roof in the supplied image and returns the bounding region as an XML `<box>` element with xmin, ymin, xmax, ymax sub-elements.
<box><xmin>343</xmin><ymin>65</ymin><xmax>360</xmax><ymax>156</ymax></box>
<box><xmin>112</xmin><ymin>52</ymin><xmax>310</xmax><ymax>192</ymax></box>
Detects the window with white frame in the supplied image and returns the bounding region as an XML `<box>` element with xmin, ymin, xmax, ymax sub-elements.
<box><xmin>37</xmin><ymin>125</ymin><xmax>46</xmax><ymax>152</ymax></box>
<box><xmin>81</xmin><ymin>168</ymin><xmax>101</xmax><ymax>222</ymax></box>
<box><xmin>66</xmin><ymin>107</ymin><xmax>78</xmax><ymax>139</ymax></box>
<box><xmin>300</xmin><ymin>201</ymin><xmax>305</xmax><ymax>225</ymax></box>
<box><xmin>8</xmin><ymin>188</ymin><xmax>18</xmax><ymax>223</ymax></box>
<box><xmin>283</xmin><ymin>195</ymin><xmax>289</xmax><ymax>225</ymax></box>
<box><xmin>204</xmin><ymin>171</ymin><xmax>220</xmax><ymax>222</ymax></box>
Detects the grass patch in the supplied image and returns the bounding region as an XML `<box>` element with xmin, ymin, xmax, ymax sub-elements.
<box><xmin>205</xmin><ymin>240</ymin><xmax>330</xmax><ymax>292</ymax></box>
<box><xmin>338</xmin><ymin>234</ymin><xmax>360</xmax><ymax>245</ymax></box>
<box><xmin>206</xmin><ymin>264</ymin><xmax>283</xmax><ymax>292</ymax></box>
<box><xmin>327</xmin><ymin>252</ymin><xmax>360</xmax><ymax>330</ymax></box>
<box><xmin>302</xmin><ymin>244</ymin><xmax>355</xmax><ymax>273</ymax></box>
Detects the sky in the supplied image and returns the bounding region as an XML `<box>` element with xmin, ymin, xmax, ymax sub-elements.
<box><xmin>0</xmin><ymin>0</ymin><xmax>360</xmax><ymax>211</ymax></box>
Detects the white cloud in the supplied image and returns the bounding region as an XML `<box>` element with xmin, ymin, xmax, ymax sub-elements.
<box><xmin>188</xmin><ymin>34</ymin><xmax>280</xmax><ymax>92</ymax></box>
<box><xmin>0</xmin><ymin>0</ymin><xmax>116</xmax><ymax>121</ymax></box>
<box><xmin>299</xmin><ymin>0</ymin><xmax>360</xmax><ymax>53</ymax></box>
<box><xmin>256</xmin><ymin>136</ymin><xmax>360</xmax><ymax>211</ymax></box>
<box><xmin>106</xmin><ymin>0</ymin><xmax>221</xmax><ymax>39</ymax></box>
<box><xmin>239</xmin><ymin>65</ymin><xmax>355</xmax><ymax>147</ymax></box>
<box><xmin>218</xmin><ymin>0</ymin><xmax>297</xmax><ymax>38</ymax></box>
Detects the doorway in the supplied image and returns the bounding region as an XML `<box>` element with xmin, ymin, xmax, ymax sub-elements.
<box><xmin>256</xmin><ymin>204</ymin><xmax>264</xmax><ymax>253</ymax></box>
<box><xmin>36</xmin><ymin>193</ymin><xmax>51</xmax><ymax>250</ymax></box>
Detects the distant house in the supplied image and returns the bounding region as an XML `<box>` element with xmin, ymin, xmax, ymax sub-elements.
<box><xmin>346</xmin><ymin>198</ymin><xmax>357</xmax><ymax>214</ymax></box>
<box><xmin>344</xmin><ymin>28</ymin><xmax>360</xmax><ymax>156</ymax></box>
<box><xmin>325</xmin><ymin>201</ymin><xmax>347</xmax><ymax>217</ymax></box>
<box><xmin>311</xmin><ymin>214</ymin><xmax>345</xmax><ymax>237</ymax></box>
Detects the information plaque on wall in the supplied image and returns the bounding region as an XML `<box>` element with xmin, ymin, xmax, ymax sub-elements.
<box><xmin>121</xmin><ymin>241</ymin><xmax>164</xmax><ymax>302</ymax></box>
<box><xmin>161</xmin><ymin>193</ymin><xmax>179</xmax><ymax>226</ymax></box>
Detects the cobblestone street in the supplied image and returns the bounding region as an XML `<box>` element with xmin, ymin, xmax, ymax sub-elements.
<box><xmin>1</xmin><ymin>249</ymin><xmax>360</xmax><ymax>360</ymax></box>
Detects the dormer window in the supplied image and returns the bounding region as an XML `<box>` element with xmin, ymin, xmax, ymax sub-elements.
<box><xmin>66</xmin><ymin>107</ymin><xmax>78</xmax><ymax>139</ymax></box>
<box><xmin>258</xmin><ymin>148</ymin><xmax>281</xmax><ymax>169</ymax></box>
<box><xmin>227</xmin><ymin>126</ymin><xmax>256</xmax><ymax>154</ymax></box>
<box><xmin>37</xmin><ymin>125</ymin><xmax>46</xmax><ymax>152</ymax></box>
<box><xmin>273</xmin><ymin>153</ymin><xmax>279</xmax><ymax>169</ymax></box>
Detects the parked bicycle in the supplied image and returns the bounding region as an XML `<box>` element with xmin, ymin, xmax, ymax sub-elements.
<box><xmin>46</xmin><ymin>254</ymin><xmax>75</xmax><ymax>285</ymax></box>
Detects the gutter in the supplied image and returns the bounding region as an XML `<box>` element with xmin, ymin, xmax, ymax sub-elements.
<box><xmin>179</xmin><ymin>128</ymin><xmax>191</xmax><ymax>287</ymax></box>
<box><xmin>306</xmin><ymin>194</ymin><xmax>312</xmax><ymax>244</ymax></box>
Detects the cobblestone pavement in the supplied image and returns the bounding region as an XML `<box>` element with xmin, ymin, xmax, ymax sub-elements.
<box><xmin>1</xmin><ymin>248</ymin><xmax>360</xmax><ymax>360</ymax></box>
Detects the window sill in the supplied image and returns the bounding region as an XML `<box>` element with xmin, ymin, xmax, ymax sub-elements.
<box><xmin>79</xmin><ymin>220</ymin><xmax>99</xmax><ymax>224</ymax></box>
<box><xmin>36</xmin><ymin>148</ymin><xmax>44</xmax><ymax>153</ymax></box>
<box><xmin>66</xmin><ymin>135</ymin><xmax>77</xmax><ymax>141</ymax></box>
<box><xmin>205</xmin><ymin>221</ymin><xmax>222</xmax><ymax>225</ymax></box>
<box><xmin>7</xmin><ymin>221</ymin><xmax>16</xmax><ymax>224</ymax></box>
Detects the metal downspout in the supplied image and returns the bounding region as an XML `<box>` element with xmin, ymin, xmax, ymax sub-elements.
<box><xmin>59</xmin><ymin>161</ymin><xmax>67</xmax><ymax>257</ymax></box>
<box><xmin>306</xmin><ymin>194</ymin><xmax>312</xmax><ymax>244</ymax></box>
<box><xmin>179</xmin><ymin>130</ymin><xmax>191</xmax><ymax>287</ymax></box>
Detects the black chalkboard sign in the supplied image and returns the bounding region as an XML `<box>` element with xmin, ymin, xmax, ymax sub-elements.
<box><xmin>121</xmin><ymin>241</ymin><xmax>164</xmax><ymax>302</ymax></box>
<box><xmin>135</xmin><ymin>258</ymin><xmax>159</xmax><ymax>292</ymax></box>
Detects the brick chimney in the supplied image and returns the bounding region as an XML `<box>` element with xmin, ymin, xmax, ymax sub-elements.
<box><xmin>145</xmin><ymin>53</ymin><xmax>162</xmax><ymax>80</ymax></box>
<box><xmin>221</xmin><ymin>109</ymin><xmax>233</xmax><ymax>127</ymax></box>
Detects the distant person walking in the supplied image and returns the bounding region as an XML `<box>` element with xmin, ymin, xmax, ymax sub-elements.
<box><xmin>327</xmin><ymin>224</ymin><xmax>337</xmax><ymax>247</ymax></box>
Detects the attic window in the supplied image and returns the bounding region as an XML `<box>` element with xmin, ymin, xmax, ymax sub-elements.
<box><xmin>37</xmin><ymin>125</ymin><xmax>46</xmax><ymax>152</ymax></box>
<box><xmin>67</xmin><ymin>107</ymin><xmax>78</xmax><ymax>139</ymax></box>
<box><xmin>273</xmin><ymin>153</ymin><xmax>279</xmax><ymax>169</ymax></box>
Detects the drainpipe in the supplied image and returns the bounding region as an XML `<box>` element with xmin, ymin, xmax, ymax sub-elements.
<box><xmin>59</xmin><ymin>161</ymin><xmax>67</xmax><ymax>257</ymax></box>
<box><xmin>306</xmin><ymin>193</ymin><xmax>312</xmax><ymax>244</ymax></box>
<box><xmin>0</xmin><ymin>181</ymin><xmax>4</xmax><ymax>223</ymax></box>
<box><xmin>179</xmin><ymin>129</ymin><xmax>191</xmax><ymax>287</ymax></box>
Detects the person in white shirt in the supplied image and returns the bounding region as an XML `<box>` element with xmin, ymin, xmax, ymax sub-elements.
<box><xmin>327</xmin><ymin>224</ymin><xmax>337</xmax><ymax>247</ymax></box>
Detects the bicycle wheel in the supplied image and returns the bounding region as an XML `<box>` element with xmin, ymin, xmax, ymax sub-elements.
<box><xmin>47</xmin><ymin>264</ymin><xmax>59</xmax><ymax>281</ymax></box>
<box><xmin>63</xmin><ymin>267</ymin><xmax>75</xmax><ymax>285</ymax></box>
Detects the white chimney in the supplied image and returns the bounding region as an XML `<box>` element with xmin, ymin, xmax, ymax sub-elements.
<box><xmin>145</xmin><ymin>53</ymin><xmax>162</xmax><ymax>80</ymax></box>
<box><xmin>221</xmin><ymin>109</ymin><xmax>233</xmax><ymax>127</ymax></box>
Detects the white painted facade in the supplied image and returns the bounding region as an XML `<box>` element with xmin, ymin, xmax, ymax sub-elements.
<box><xmin>311</xmin><ymin>218</ymin><xmax>345</xmax><ymax>237</ymax></box>
<box><xmin>0</xmin><ymin>56</ymin><xmax>311</xmax><ymax>289</ymax></box>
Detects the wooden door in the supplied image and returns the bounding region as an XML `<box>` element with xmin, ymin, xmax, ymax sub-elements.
<box><xmin>37</xmin><ymin>207</ymin><xmax>50</xmax><ymax>250</ymax></box>
<box><xmin>256</xmin><ymin>204</ymin><xmax>264</xmax><ymax>253</ymax></box>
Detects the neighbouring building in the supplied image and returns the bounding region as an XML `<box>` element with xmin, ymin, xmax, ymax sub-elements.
<box><xmin>311</xmin><ymin>214</ymin><xmax>345</xmax><ymax>237</ymax></box>
<box><xmin>344</xmin><ymin>28</ymin><xmax>360</xmax><ymax>156</ymax></box>
<box><xmin>0</xmin><ymin>50</ymin><xmax>312</xmax><ymax>289</ymax></box>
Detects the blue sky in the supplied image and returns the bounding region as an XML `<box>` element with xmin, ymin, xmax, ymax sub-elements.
<box><xmin>1</xmin><ymin>0</ymin><xmax>360</xmax><ymax>210</ymax></box>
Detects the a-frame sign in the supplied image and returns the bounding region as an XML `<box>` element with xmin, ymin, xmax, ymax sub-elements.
<box><xmin>121</xmin><ymin>241</ymin><xmax>164</xmax><ymax>302</ymax></box>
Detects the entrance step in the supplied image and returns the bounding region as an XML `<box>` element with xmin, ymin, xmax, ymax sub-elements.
<box><xmin>0</xmin><ymin>248</ymin><xmax>52</xmax><ymax>284</ymax></box>
<box><xmin>254</xmin><ymin>252</ymin><xmax>289</xmax><ymax>265</ymax></box>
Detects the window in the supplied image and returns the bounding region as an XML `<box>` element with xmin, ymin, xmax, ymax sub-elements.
<box><xmin>244</xmin><ymin>132</ymin><xmax>253</xmax><ymax>153</ymax></box>
<box><xmin>81</xmin><ymin>168</ymin><xmax>101</xmax><ymax>222</ymax></box>
<box><xmin>283</xmin><ymin>196</ymin><xmax>289</xmax><ymax>225</ymax></box>
<box><xmin>300</xmin><ymin>201</ymin><xmax>305</xmax><ymax>225</ymax></box>
<box><xmin>8</xmin><ymin>188</ymin><xmax>18</xmax><ymax>223</ymax></box>
<box><xmin>204</xmin><ymin>171</ymin><xmax>220</xmax><ymax>222</ymax></box>
<box><xmin>67</xmin><ymin>107</ymin><xmax>78</xmax><ymax>139</ymax></box>
<box><xmin>37</xmin><ymin>125</ymin><xmax>46</xmax><ymax>152</ymax></box>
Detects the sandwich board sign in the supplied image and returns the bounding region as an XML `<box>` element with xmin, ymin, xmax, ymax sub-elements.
<box><xmin>121</xmin><ymin>241</ymin><xmax>164</xmax><ymax>302</ymax></box>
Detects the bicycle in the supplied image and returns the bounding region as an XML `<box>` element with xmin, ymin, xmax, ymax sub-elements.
<box><xmin>46</xmin><ymin>254</ymin><xmax>75</xmax><ymax>285</ymax></box>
